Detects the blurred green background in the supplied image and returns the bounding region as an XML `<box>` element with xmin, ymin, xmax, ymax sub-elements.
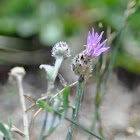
<box><xmin>0</xmin><ymin>0</ymin><xmax>140</xmax><ymax>74</ymax></box>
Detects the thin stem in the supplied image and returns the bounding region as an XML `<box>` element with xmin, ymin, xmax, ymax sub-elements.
<box><xmin>88</xmin><ymin>27</ymin><xmax>124</xmax><ymax>140</ymax></box>
<box><xmin>39</xmin><ymin>56</ymin><xmax>63</xmax><ymax>140</ymax></box>
<box><xmin>88</xmin><ymin>106</ymin><xmax>99</xmax><ymax>140</ymax></box>
<box><xmin>37</xmin><ymin>75</ymin><xmax>92</xmax><ymax>102</ymax></box>
<box><xmin>101</xmin><ymin>27</ymin><xmax>123</xmax><ymax>99</ymax></box>
<box><xmin>25</xmin><ymin>104</ymin><xmax>36</xmax><ymax>112</ymax></box>
<box><xmin>11</xmin><ymin>125</ymin><xmax>26</xmax><ymax>138</ymax></box>
<box><xmin>39</xmin><ymin>83</ymin><xmax>52</xmax><ymax>140</ymax></box>
<box><xmin>38</xmin><ymin>101</ymin><xmax>105</xmax><ymax>140</ymax></box>
<box><xmin>65</xmin><ymin>115</ymin><xmax>105</xmax><ymax>140</ymax></box>
<box><xmin>98</xmin><ymin>116</ymin><xmax>104</xmax><ymax>138</ymax></box>
<box><xmin>17</xmin><ymin>76</ymin><xmax>29</xmax><ymax>140</ymax></box>
<box><xmin>66</xmin><ymin>76</ymin><xmax>84</xmax><ymax>140</ymax></box>
<box><xmin>88</xmin><ymin>55</ymin><xmax>103</xmax><ymax>140</ymax></box>
<box><xmin>48</xmin><ymin>96</ymin><xmax>61</xmax><ymax>133</ymax></box>
<box><xmin>53</xmin><ymin>57</ymin><xmax>64</xmax><ymax>81</ymax></box>
<box><xmin>29</xmin><ymin>110</ymin><xmax>35</xmax><ymax>135</ymax></box>
<box><xmin>34</xmin><ymin>108</ymin><xmax>42</xmax><ymax>117</ymax></box>
<box><xmin>37</xmin><ymin>81</ymin><xmax>78</xmax><ymax>102</ymax></box>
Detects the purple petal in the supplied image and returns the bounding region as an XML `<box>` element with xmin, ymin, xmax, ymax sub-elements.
<box><xmin>92</xmin><ymin>52</ymin><xmax>102</xmax><ymax>56</ymax></box>
<box><xmin>93</xmin><ymin>47</ymin><xmax>110</xmax><ymax>56</ymax></box>
<box><xmin>86</xmin><ymin>50</ymin><xmax>90</xmax><ymax>56</ymax></box>
<box><xmin>96</xmin><ymin>31</ymin><xmax>104</xmax><ymax>44</ymax></box>
<box><xmin>100</xmin><ymin>39</ymin><xmax>107</xmax><ymax>46</ymax></box>
<box><xmin>88</xmin><ymin>44</ymin><xmax>96</xmax><ymax>54</ymax></box>
<box><xmin>95</xmin><ymin>39</ymin><xmax>107</xmax><ymax>50</ymax></box>
<box><xmin>87</xmin><ymin>31</ymin><xmax>91</xmax><ymax>45</ymax></box>
<box><xmin>93</xmin><ymin>33</ymin><xmax>98</xmax><ymax>43</ymax></box>
<box><xmin>91</xmin><ymin>27</ymin><xmax>95</xmax><ymax>40</ymax></box>
<box><xmin>86</xmin><ymin>31</ymin><xmax>91</xmax><ymax>50</ymax></box>
<box><xmin>85</xmin><ymin>27</ymin><xmax>110</xmax><ymax>57</ymax></box>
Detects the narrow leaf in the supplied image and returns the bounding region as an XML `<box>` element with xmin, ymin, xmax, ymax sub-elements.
<box><xmin>61</xmin><ymin>87</ymin><xmax>70</xmax><ymax>120</ymax></box>
<box><xmin>7</xmin><ymin>118</ymin><xmax>12</xmax><ymax>129</ymax></box>
<box><xmin>37</xmin><ymin>100</ymin><xmax>54</xmax><ymax>113</ymax></box>
<box><xmin>0</xmin><ymin>122</ymin><xmax>12</xmax><ymax>140</ymax></box>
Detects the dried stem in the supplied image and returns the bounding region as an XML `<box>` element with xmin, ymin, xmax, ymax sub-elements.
<box><xmin>34</xmin><ymin>108</ymin><xmax>43</xmax><ymax>118</ymax></box>
<box><xmin>37</xmin><ymin>80</ymin><xmax>78</xmax><ymax>102</ymax></box>
<box><xmin>17</xmin><ymin>76</ymin><xmax>29</xmax><ymax>140</ymax></box>
<box><xmin>29</xmin><ymin>110</ymin><xmax>35</xmax><ymax>135</ymax></box>
<box><xmin>25</xmin><ymin>104</ymin><xmax>36</xmax><ymax>112</ymax></box>
<box><xmin>11</xmin><ymin>125</ymin><xmax>26</xmax><ymax>138</ymax></box>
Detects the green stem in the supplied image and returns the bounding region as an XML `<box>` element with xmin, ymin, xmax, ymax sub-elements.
<box><xmin>101</xmin><ymin>28</ymin><xmax>123</xmax><ymax>99</ymax></box>
<box><xmin>66</xmin><ymin>76</ymin><xmax>84</xmax><ymax>140</ymax></box>
<box><xmin>88</xmin><ymin>55</ymin><xmax>103</xmax><ymax>140</ymax></box>
<box><xmin>65</xmin><ymin>116</ymin><xmax>105</xmax><ymax>140</ymax></box>
<box><xmin>39</xmin><ymin>57</ymin><xmax>63</xmax><ymax>140</ymax></box>
<box><xmin>89</xmin><ymin>27</ymin><xmax>124</xmax><ymax>140</ymax></box>
<box><xmin>39</xmin><ymin>83</ymin><xmax>51</xmax><ymax>140</ymax></box>
<box><xmin>48</xmin><ymin>96</ymin><xmax>61</xmax><ymax>133</ymax></box>
<box><xmin>88</xmin><ymin>106</ymin><xmax>100</xmax><ymax>140</ymax></box>
<box><xmin>53</xmin><ymin>57</ymin><xmax>64</xmax><ymax>81</ymax></box>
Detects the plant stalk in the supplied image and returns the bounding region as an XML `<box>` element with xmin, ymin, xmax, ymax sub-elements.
<box><xmin>17</xmin><ymin>76</ymin><xmax>29</xmax><ymax>140</ymax></box>
<box><xmin>66</xmin><ymin>76</ymin><xmax>84</xmax><ymax>140</ymax></box>
<box><xmin>88</xmin><ymin>27</ymin><xmax>124</xmax><ymax>140</ymax></box>
<box><xmin>39</xmin><ymin>56</ymin><xmax>63</xmax><ymax>140</ymax></box>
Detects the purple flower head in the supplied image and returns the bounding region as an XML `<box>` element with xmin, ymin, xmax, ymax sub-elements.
<box><xmin>85</xmin><ymin>27</ymin><xmax>110</xmax><ymax>57</ymax></box>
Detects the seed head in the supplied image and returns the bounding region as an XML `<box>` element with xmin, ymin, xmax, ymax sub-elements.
<box><xmin>52</xmin><ymin>42</ymin><xmax>70</xmax><ymax>59</ymax></box>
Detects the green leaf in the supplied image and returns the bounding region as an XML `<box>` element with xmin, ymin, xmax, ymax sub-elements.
<box><xmin>61</xmin><ymin>87</ymin><xmax>70</xmax><ymax>120</ymax></box>
<box><xmin>7</xmin><ymin>118</ymin><xmax>12</xmax><ymax>129</ymax></box>
<box><xmin>39</xmin><ymin>64</ymin><xmax>54</xmax><ymax>81</ymax></box>
<box><xmin>58</xmin><ymin>105</ymin><xmax>75</xmax><ymax>114</ymax></box>
<box><xmin>63</xmin><ymin>87</ymin><xmax>69</xmax><ymax>109</ymax></box>
<box><xmin>48</xmin><ymin>126</ymin><xmax>56</xmax><ymax>135</ymax></box>
<box><xmin>0</xmin><ymin>122</ymin><xmax>13</xmax><ymax>140</ymax></box>
<box><xmin>58</xmin><ymin>109</ymin><xmax>64</xmax><ymax>113</ymax></box>
<box><xmin>43</xmin><ymin>87</ymin><xmax>70</xmax><ymax>139</ymax></box>
<box><xmin>47</xmin><ymin>95</ymin><xmax>61</xmax><ymax>134</ymax></box>
<box><xmin>44</xmin><ymin>126</ymin><xmax>57</xmax><ymax>138</ymax></box>
<box><xmin>0</xmin><ymin>131</ymin><xmax>4</xmax><ymax>137</ymax></box>
<box><xmin>37</xmin><ymin>100</ymin><xmax>54</xmax><ymax>113</ymax></box>
<box><xmin>61</xmin><ymin>105</ymin><xmax>75</xmax><ymax>110</ymax></box>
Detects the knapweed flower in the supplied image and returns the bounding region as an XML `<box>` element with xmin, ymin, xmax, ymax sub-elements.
<box><xmin>85</xmin><ymin>27</ymin><xmax>110</xmax><ymax>57</ymax></box>
<box><xmin>72</xmin><ymin>27</ymin><xmax>110</xmax><ymax>77</ymax></box>
<box><xmin>52</xmin><ymin>41</ymin><xmax>70</xmax><ymax>59</ymax></box>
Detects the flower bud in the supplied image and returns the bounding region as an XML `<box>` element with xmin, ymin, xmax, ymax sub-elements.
<box><xmin>71</xmin><ymin>50</ymin><xmax>93</xmax><ymax>77</ymax></box>
<box><xmin>9</xmin><ymin>67</ymin><xmax>26</xmax><ymax>82</ymax></box>
<box><xmin>10</xmin><ymin>67</ymin><xmax>26</xmax><ymax>78</ymax></box>
<box><xmin>52</xmin><ymin>42</ymin><xmax>70</xmax><ymax>59</ymax></box>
